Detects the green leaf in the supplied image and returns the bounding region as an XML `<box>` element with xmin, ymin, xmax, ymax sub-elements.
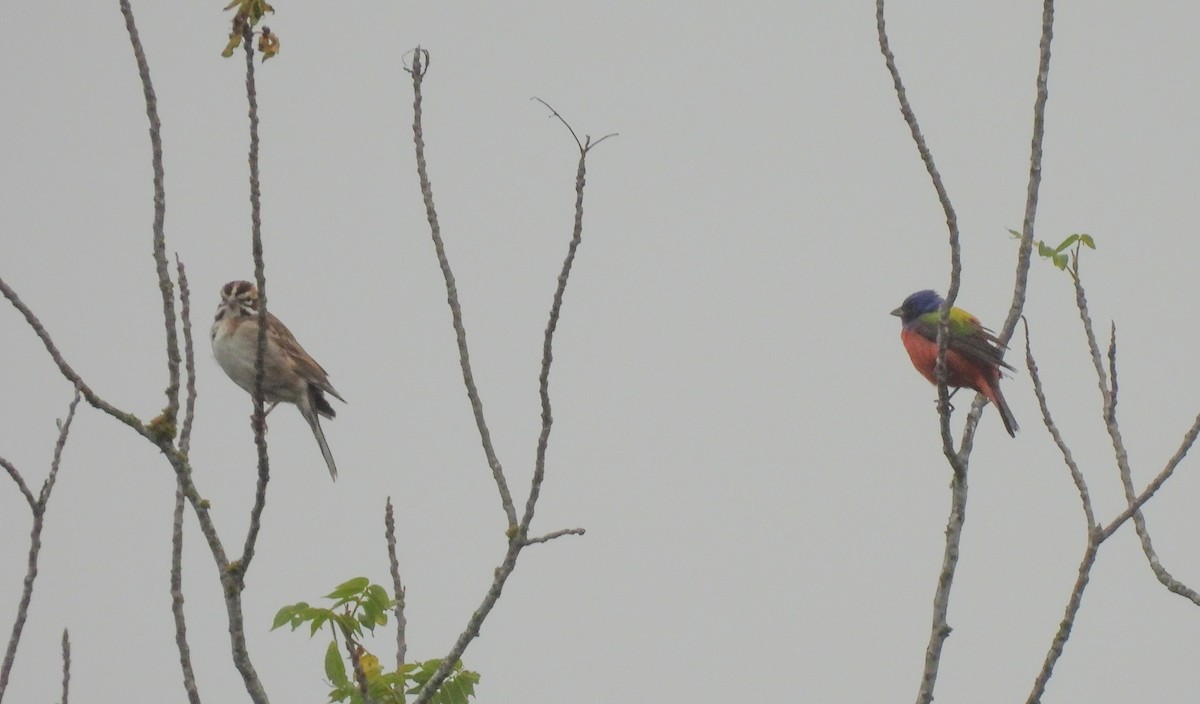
<box><xmin>366</xmin><ymin>584</ymin><xmax>391</xmax><ymax>610</ymax></box>
<box><xmin>326</xmin><ymin>577</ymin><xmax>371</xmax><ymax>601</ymax></box>
<box><xmin>1055</xmin><ymin>234</ymin><xmax>1079</xmax><ymax>252</ymax></box>
<box><xmin>325</xmin><ymin>640</ymin><xmax>349</xmax><ymax>687</ymax></box>
<box><xmin>1007</xmin><ymin>228</ymin><xmax>1022</xmax><ymax>239</ymax></box>
<box><xmin>271</xmin><ymin>605</ymin><xmax>295</xmax><ymax>630</ymax></box>
<box><xmin>334</xmin><ymin>613</ymin><xmax>362</xmax><ymax>638</ymax></box>
<box><xmin>1079</xmin><ymin>233</ymin><xmax>1096</xmax><ymax>249</ymax></box>
<box><xmin>409</xmin><ymin>660</ymin><xmax>439</xmax><ymax>687</ymax></box>
<box><xmin>433</xmin><ymin>677</ymin><xmax>464</xmax><ymax>704</ymax></box>
<box><xmin>309</xmin><ymin>611</ymin><xmax>330</xmax><ymax>636</ymax></box>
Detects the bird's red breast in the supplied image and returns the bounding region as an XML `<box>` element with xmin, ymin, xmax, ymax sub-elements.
<box><xmin>900</xmin><ymin>328</ymin><xmax>1003</xmax><ymax>405</ymax></box>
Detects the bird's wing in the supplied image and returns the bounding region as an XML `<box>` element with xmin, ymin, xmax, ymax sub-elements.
<box><xmin>268</xmin><ymin>313</ymin><xmax>346</xmax><ymax>402</ymax></box>
<box><xmin>911</xmin><ymin>308</ymin><xmax>1015</xmax><ymax>372</ymax></box>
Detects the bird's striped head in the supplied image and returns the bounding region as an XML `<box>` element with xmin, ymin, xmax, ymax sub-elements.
<box><xmin>891</xmin><ymin>289</ymin><xmax>943</xmax><ymax>325</ymax></box>
<box><xmin>216</xmin><ymin>280</ymin><xmax>260</xmax><ymax>320</ymax></box>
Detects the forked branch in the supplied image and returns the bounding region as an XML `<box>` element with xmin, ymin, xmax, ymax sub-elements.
<box><xmin>405</xmin><ymin>51</ymin><xmax>604</xmax><ymax>704</ymax></box>
<box><xmin>0</xmin><ymin>388</ymin><xmax>81</xmax><ymax>702</ymax></box>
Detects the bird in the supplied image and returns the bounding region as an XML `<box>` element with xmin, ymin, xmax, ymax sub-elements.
<box><xmin>210</xmin><ymin>280</ymin><xmax>345</xmax><ymax>479</ymax></box>
<box><xmin>891</xmin><ymin>289</ymin><xmax>1018</xmax><ymax>436</ymax></box>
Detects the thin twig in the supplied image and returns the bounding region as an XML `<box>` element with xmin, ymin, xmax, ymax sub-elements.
<box><xmin>209</xmin><ymin>26</ymin><xmax>273</xmax><ymax>704</ymax></box>
<box><xmin>385</xmin><ymin>499</ymin><xmax>407</xmax><ymax>669</ymax></box>
<box><xmin>59</xmin><ymin>628</ymin><xmax>69</xmax><ymax>704</ymax></box>
<box><xmin>0</xmin><ymin>278</ymin><xmax>148</xmax><ymax>437</ymax></box>
<box><xmin>530</xmin><ymin>98</ymin><xmax>619</xmax><ymax>153</ymax></box>
<box><xmin>240</xmin><ymin>20</ymin><xmax>272</xmax><ymax>578</ymax></box>
<box><xmin>522</xmin><ymin>104</ymin><xmax>603</xmax><ymax>539</ymax></box>
<box><xmin>1071</xmin><ymin>261</ymin><xmax>1110</xmax><ymax>411</ymax></box>
<box><xmin>176</xmin><ymin>255</ymin><xmax>198</xmax><ymax>456</ymax></box>
<box><xmin>960</xmin><ymin>0</ymin><xmax>1054</xmax><ymax>450</ymax></box>
<box><xmin>876</xmin><ymin>5</ymin><xmax>964</xmax><ymax>700</ymax></box>
<box><xmin>1</xmin><ymin>458</ymin><xmax>35</xmax><ymax>509</ymax></box>
<box><xmin>1024</xmin><ymin>318</ymin><xmax>1094</xmax><ymax>529</ymax></box>
<box><xmin>118</xmin><ymin>0</ymin><xmax>180</xmax><ymax>427</ymax></box>
<box><xmin>4</xmin><ymin>267</ymin><xmax>268</xmax><ymax>704</ymax></box>
<box><xmin>407</xmin><ymin>47</ymin><xmax>518</xmax><ymax>529</ymax></box>
<box><xmin>1026</xmin><ymin>537</ymin><xmax>1098</xmax><ymax>704</ymax></box>
<box><xmin>1101</xmin><ymin>412</ymin><xmax>1200</xmax><ymax>539</ymax></box>
<box><xmin>408</xmin><ymin>72</ymin><xmax>600</xmax><ymax>704</ymax></box>
<box><xmin>1000</xmin><ymin>0</ymin><xmax>1054</xmax><ymax>345</ymax></box>
<box><xmin>523</xmin><ymin>527</ymin><xmax>586</xmax><ymax>546</ymax></box>
<box><xmin>1104</xmin><ymin>326</ymin><xmax>1200</xmax><ymax>604</ymax></box>
<box><xmin>879</xmin><ymin>1</ymin><xmax>1054</xmax><ymax>700</ymax></box>
<box><xmin>874</xmin><ymin>0</ymin><xmax>962</xmax><ymax>464</ymax></box>
<box><xmin>171</xmin><ymin>485</ymin><xmax>202</xmax><ymax>704</ymax></box>
<box><xmin>0</xmin><ymin>388</ymin><xmax>80</xmax><ymax>701</ymax></box>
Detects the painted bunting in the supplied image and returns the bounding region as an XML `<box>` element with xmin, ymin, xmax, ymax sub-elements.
<box><xmin>891</xmin><ymin>290</ymin><xmax>1018</xmax><ymax>436</ymax></box>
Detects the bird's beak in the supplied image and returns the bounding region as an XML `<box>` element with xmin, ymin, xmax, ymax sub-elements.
<box><xmin>890</xmin><ymin>307</ymin><xmax>903</xmax><ymax>317</ymax></box>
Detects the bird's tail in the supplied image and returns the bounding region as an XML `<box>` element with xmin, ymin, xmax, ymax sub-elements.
<box><xmin>302</xmin><ymin>407</ymin><xmax>339</xmax><ymax>480</ymax></box>
<box><xmin>989</xmin><ymin>384</ymin><xmax>1019</xmax><ymax>438</ymax></box>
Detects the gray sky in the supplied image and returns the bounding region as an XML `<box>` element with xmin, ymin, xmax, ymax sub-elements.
<box><xmin>3</xmin><ymin>2</ymin><xmax>1199</xmax><ymax>702</ymax></box>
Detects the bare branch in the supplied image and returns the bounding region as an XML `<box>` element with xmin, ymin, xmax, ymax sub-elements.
<box><xmin>413</xmin><ymin>539</ymin><xmax>521</xmax><ymax>704</ymax></box>
<box><xmin>0</xmin><ymin>497</ymin><xmax>41</xmax><ymax>695</ymax></box>
<box><xmin>240</xmin><ymin>20</ymin><xmax>273</xmax><ymax>580</ymax></box>
<box><xmin>878</xmin><ymin>1</ymin><xmax>1055</xmax><ymax>701</ymax></box>
<box><xmin>41</xmin><ymin>388</ymin><xmax>80</xmax><ymax>506</ymax></box>
<box><xmin>1106</xmin><ymin>323</ymin><xmax>1118</xmax><ymax>419</ymax></box>
<box><xmin>210</xmin><ymin>25</ymin><xmax>273</xmax><ymax>704</ymax></box>
<box><xmin>912</xmin><ymin>472</ymin><xmax>967</xmax><ymax>704</ymax></box>
<box><xmin>170</xmin><ymin>484</ymin><xmax>202</xmax><ymax>704</ymax></box>
<box><xmin>407</xmin><ymin>47</ymin><xmax>519</xmax><ymax>529</ymax></box>
<box><xmin>4</xmin><ymin>270</ymin><xmax>270</xmax><ymax>699</ymax></box>
<box><xmin>874</xmin><ymin>0</ymin><xmax>963</xmax><ymax>465</ymax></box>
<box><xmin>1100</xmin><ymin>326</ymin><xmax>1200</xmax><ymax>604</ymax></box>
<box><xmin>999</xmin><ymin>0</ymin><xmax>1054</xmax><ymax>344</ymax></box>
<box><xmin>1101</xmin><ymin>411</ymin><xmax>1200</xmax><ymax>539</ymax></box>
<box><xmin>1023</xmin><ymin>318</ymin><xmax>1095</xmax><ymax>529</ymax></box>
<box><xmin>176</xmin><ymin>255</ymin><xmax>198</xmax><ymax>456</ymax></box>
<box><xmin>1</xmin><ymin>457</ymin><xmax>35</xmax><ymax>510</ymax></box>
<box><xmin>385</xmin><ymin>498</ymin><xmax>407</xmax><ymax>669</ymax></box>
<box><xmin>4</xmin><ymin>270</ymin><xmax>271</xmax><ymax>702</ymax></box>
<box><xmin>59</xmin><ymin>628</ymin><xmax>69</xmax><ymax>704</ymax></box>
<box><xmin>876</xmin><ymin>4</ymin><xmax>965</xmax><ymax>700</ymax></box>
<box><xmin>1066</xmin><ymin>261</ymin><xmax>1199</xmax><ymax>599</ymax></box>
<box><xmin>0</xmin><ymin>388</ymin><xmax>80</xmax><ymax>700</ymax></box>
<box><xmin>1026</xmin><ymin>537</ymin><xmax>1098</xmax><ymax>704</ymax></box>
<box><xmin>0</xmin><ymin>277</ymin><xmax>149</xmax><ymax>438</ymax></box>
<box><xmin>531</xmin><ymin>97</ymin><xmax>583</xmax><ymax>151</ymax></box>
<box><xmin>409</xmin><ymin>64</ymin><xmax>597</xmax><ymax>704</ymax></box>
<box><xmin>118</xmin><ymin>0</ymin><xmax>180</xmax><ymax>427</ymax></box>
<box><xmin>1099</xmin><ymin>410</ymin><xmax>1200</xmax><ymax>537</ymax></box>
<box><xmin>523</xmin><ymin>527</ymin><xmax>586</xmax><ymax>546</ymax></box>
<box><xmin>523</xmin><ymin>123</ymin><xmax>602</xmax><ymax>536</ymax></box>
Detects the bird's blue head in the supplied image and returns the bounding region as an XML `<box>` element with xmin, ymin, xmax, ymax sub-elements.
<box><xmin>891</xmin><ymin>289</ymin><xmax>944</xmax><ymax>325</ymax></box>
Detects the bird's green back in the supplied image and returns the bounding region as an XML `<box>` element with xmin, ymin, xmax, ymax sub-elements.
<box><xmin>917</xmin><ymin>306</ymin><xmax>980</xmax><ymax>337</ymax></box>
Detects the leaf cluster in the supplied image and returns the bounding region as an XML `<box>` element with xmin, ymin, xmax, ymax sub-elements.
<box><xmin>221</xmin><ymin>0</ymin><xmax>279</xmax><ymax>59</ymax></box>
<box><xmin>1010</xmin><ymin>230</ymin><xmax>1096</xmax><ymax>275</ymax></box>
<box><xmin>273</xmin><ymin>578</ymin><xmax>479</xmax><ymax>704</ymax></box>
